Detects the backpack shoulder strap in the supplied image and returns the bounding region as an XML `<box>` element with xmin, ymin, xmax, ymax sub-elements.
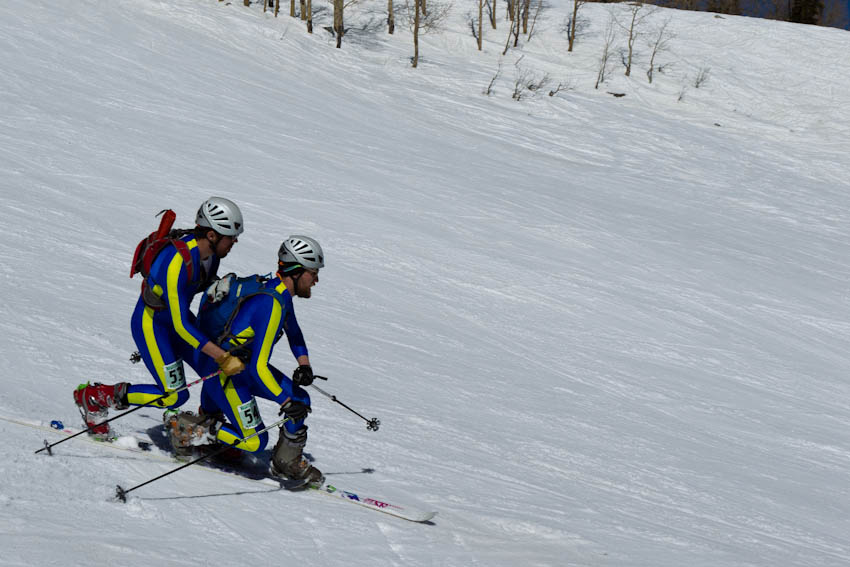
<box><xmin>217</xmin><ymin>278</ymin><xmax>283</xmax><ymax>348</ymax></box>
<box><xmin>170</xmin><ymin>236</ymin><xmax>194</xmax><ymax>283</ymax></box>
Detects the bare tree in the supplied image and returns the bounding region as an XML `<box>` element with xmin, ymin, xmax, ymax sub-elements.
<box><xmin>388</xmin><ymin>0</ymin><xmax>396</xmax><ymax>33</ymax></box>
<box><xmin>502</xmin><ymin>0</ymin><xmax>522</xmax><ymax>54</ymax></box>
<box><xmin>300</xmin><ymin>0</ymin><xmax>307</xmax><ymax>19</ymax></box>
<box><xmin>646</xmin><ymin>17</ymin><xmax>672</xmax><ymax>83</ymax></box>
<box><xmin>291</xmin><ymin>0</ymin><xmax>297</xmax><ymax>17</ymax></box>
<box><xmin>567</xmin><ymin>0</ymin><xmax>586</xmax><ymax>51</ymax></box>
<box><xmin>487</xmin><ymin>0</ymin><xmax>497</xmax><ymax>29</ymax></box>
<box><xmin>405</xmin><ymin>0</ymin><xmax>451</xmax><ymax>66</ymax></box>
<box><xmin>526</xmin><ymin>0</ymin><xmax>545</xmax><ymax>42</ymax></box>
<box><xmin>615</xmin><ymin>2</ymin><xmax>656</xmax><ymax>77</ymax></box>
<box><xmin>595</xmin><ymin>14</ymin><xmax>616</xmax><ymax>89</ymax></box>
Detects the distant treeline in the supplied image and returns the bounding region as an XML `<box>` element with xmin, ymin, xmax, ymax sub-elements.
<box><xmin>633</xmin><ymin>0</ymin><xmax>849</xmax><ymax>30</ymax></box>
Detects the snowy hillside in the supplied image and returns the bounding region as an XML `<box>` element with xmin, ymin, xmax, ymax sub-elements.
<box><xmin>1</xmin><ymin>1</ymin><xmax>850</xmax><ymax>565</ymax></box>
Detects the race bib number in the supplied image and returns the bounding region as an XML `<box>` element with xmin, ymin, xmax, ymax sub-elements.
<box><xmin>237</xmin><ymin>399</ymin><xmax>261</xmax><ymax>430</ymax></box>
<box><xmin>163</xmin><ymin>360</ymin><xmax>186</xmax><ymax>391</ymax></box>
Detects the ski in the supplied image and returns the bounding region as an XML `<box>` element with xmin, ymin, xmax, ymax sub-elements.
<box><xmin>5</xmin><ymin>415</ymin><xmax>436</xmax><ymax>522</ymax></box>
<box><xmin>308</xmin><ymin>482</ymin><xmax>437</xmax><ymax>523</ymax></box>
<box><xmin>4</xmin><ymin>415</ymin><xmax>281</xmax><ymax>487</ymax></box>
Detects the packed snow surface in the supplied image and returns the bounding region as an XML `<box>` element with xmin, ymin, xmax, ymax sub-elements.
<box><xmin>1</xmin><ymin>1</ymin><xmax>849</xmax><ymax>565</ymax></box>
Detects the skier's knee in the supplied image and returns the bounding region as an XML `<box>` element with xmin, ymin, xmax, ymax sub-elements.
<box><xmin>160</xmin><ymin>389</ymin><xmax>190</xmax><ymax>408</ymax></box>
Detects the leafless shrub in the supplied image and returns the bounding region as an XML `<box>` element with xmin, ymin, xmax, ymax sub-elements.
<box><xmin>484</xmin><ymin>59</ymin><xmax>503</xmax><ymax>96</ymax></box>
<box><xmin>512</xmin><ymin>57</ymin><xmax>550</xmax><ymax>101</ymax></box>
<box><xmin>694</xmin><ymin>66</ymin><xmax>710</xmax><ymax>88</ymax></box>
<box><xmin>548</xmin><ymin>81</ymin><xmax>573</xmax><ymax>97</ymax></box>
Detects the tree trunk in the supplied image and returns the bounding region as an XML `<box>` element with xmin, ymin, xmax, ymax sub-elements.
<box><xmin>300</xmin><ymin>0</ymin><xmax>306</xmax><ymax>20</ymax></box>
<box><xmin>334</xmin><ymin>0</ymin><xmax>344</xmax><ymax>48</ymax></box>
<box><xmin>388</xmin><ymin>0</ymin><xmax>395</xmax><ymax>34</ymax></box>
<box><xmin>512</xmin><ymin>0</ymin><xmax>520</xmax><ymax>47</ymax></box>
<box><xmin>412</xmin><ymin>0</ymin><xmax>421</xmax><ymax>67</ymax></box>
<box><xmin>307</xmin><ymin>0</ymin><xmax>313</xmax><ymax>32</ymax></box>
<box><xmin>490</xmin><ymin>0</ymin><xmax>497</xmax><ymax>29</ymax></box>
<box><xmin>291</xmin><ymin>0</ymin><xmax>296</xmax><ymax>17</ymax></box>
<box><xmin>478</xmin><ymin>0</ymin><xmax>483</xmax><ymax>50</ymax></box>
<box><xmin>568</xmin><ymin>1</ymin><xmax>578</xmax><ymax>52</ymax></box>
<box><xmin>522</xmin><ymin>0</ymin><xmax>529</xmax><ymax>34</ymax></box>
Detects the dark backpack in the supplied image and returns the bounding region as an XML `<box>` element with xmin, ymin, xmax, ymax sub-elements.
<box><xmin>198</xmin><ymin>273</ymin><xmax>284</xmax><ymax>346</ymax></box>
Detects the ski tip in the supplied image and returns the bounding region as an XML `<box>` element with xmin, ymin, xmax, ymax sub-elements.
<box><xmin>417</xmin><ymin>511</ymin><xmax>438</xmax><ymax>523</ymax></box>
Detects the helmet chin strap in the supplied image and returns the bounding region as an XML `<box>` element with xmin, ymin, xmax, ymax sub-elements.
<box><xmin>277</xmin><ymin>267</ymin><xmax>304</xmax><ymax>293</ymax></box>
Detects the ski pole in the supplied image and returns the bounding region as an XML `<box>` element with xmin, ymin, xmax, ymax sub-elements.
<box><xmin>114</xmin><ymin>416</ymin><xmax>290</xmax><ymax>502</ymax></box>
<box><xmin>37</xmin><ymin>369</ymin><xmax>223</xmax><ymax>455</ymax></box>
<box><xmin>310</xmin><ymin>378</ymin><xmax>380</xmax><ymax>432</ymax></box>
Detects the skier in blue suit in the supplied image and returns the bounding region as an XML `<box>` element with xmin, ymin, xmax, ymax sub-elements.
<box><xmin>172</xmin><ymin>235</ymin><xmax>325</xmax><ymax>484</ymax></box>
<box><xmin>73</xmin><ymin>197</ymin><xmax>246</xmax><ymax>439</ymax></box>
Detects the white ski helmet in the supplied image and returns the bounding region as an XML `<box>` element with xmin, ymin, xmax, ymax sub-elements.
<box><xmin>278</xmin><ymin>235</ymin><xmax>325</xmax><ymax>272</ymax></box>
<box><xmin>195</xmin><ymin>197</ymin><xmax>244</xmax><ymax>237</ymax></box>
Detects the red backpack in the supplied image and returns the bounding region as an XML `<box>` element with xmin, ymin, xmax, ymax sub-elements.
<box><xmin>130</xmin><ymin>210</ymin><xmax>194</xmax><ymax>301</ymax></box>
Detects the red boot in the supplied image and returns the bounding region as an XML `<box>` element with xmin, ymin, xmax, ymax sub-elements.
<box><xmin>72</xmin><ymin>382</ymin><xmax>129</xmax><ymax>440</ymax></box>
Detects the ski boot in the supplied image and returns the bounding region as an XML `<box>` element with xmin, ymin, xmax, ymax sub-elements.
<box><xmin>72</xmin><ymin>382</ymin><xmax>129</xmax><ymax>441</ymax></box>
<box><xmin>270</xmin><ymin>426</ymin><xmax>323</xmax><ymax>486</ymax></box>
<box><xmin>164</xmin><ymin>411</ymin><xmax>243</xmax><ymax>462</ymax></box>
<box><xmin>166</xmin><ymin>411</ymin><xmax>217</xmax><ymax>459</ymax></box>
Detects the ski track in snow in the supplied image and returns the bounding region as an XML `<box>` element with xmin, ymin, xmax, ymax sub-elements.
<box><xmin>1</xmin><ymin>1</ymin><xmax>850</xmax><ymax>566</ymax></box>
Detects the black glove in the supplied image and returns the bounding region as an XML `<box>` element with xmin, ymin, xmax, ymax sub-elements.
<box><xmin>292</xmin><ymin>365</ymin><xmax>314</xmax><ymax>387</ymax></box>
<box><xmin>279</xmin><ymin>399</ymin><xmax>311</xmax><ymax>422</ymax></box>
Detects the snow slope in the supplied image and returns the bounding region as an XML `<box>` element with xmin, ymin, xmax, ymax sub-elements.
<box><xmin>1</xmin><ymin>1</ymin><xmax>849</xmax><ymax>565</ymax></box>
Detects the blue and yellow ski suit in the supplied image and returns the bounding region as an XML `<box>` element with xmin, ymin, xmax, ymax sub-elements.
<box><xmin>196</xmin><ymin>277</ymin><xmax>310</xmax><ymax>453</ymax></box>
<box><xmin>128</xmin><ymin>235</ymin><xmax>219</xmax><ymax>408</ymax></box>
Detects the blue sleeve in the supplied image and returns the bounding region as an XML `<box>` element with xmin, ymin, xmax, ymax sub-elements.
<box><xmin>282</xmin><ymin>293</ymin><xmax>309</xmax><ymax>359</ymax></box>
